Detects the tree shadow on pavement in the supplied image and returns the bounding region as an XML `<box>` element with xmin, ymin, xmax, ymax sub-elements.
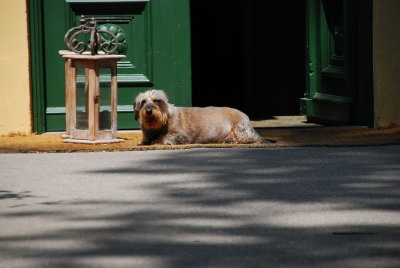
<box><xmin>0</xmin><ymin>190</ymin><xmax>35</xmax><ymax>200</ymax></box>
<box><xmin>1</xmin><ymin>147</ymin><xmax>400</xmax><ymax>267</ymax></box>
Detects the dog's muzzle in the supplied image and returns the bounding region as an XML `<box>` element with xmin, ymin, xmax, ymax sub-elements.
<box><xmin>144</xmin><ymin>104</ymin><xmax>156</xmax><ymax>116</ymax></box>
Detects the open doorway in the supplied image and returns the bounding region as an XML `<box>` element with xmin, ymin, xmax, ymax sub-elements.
<box><xmin>190</xmin><ymin>1</ymin><xmax>307</xmax><ymax>126</ymax></box>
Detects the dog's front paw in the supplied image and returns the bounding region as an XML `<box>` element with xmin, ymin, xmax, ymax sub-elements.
<box><xmin>137</xmin><ymin>140</ymin><xmax>150</xmax><ymax>146</ymax></box>
<box><xmin>151</xmin><ymin>134</ymin><xmax>187</xmax><ymax>145</ymax></box>
<box><xmin>150</xmin><ymin>139</ymin><xmax>176</xmax><ymax>145</ymax></box>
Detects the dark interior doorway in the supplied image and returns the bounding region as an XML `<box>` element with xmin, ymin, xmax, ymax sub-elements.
<box><xmin>190</xmin><ymin>0</ymin><xmax>306</xmax><ymax>119</ymax></box>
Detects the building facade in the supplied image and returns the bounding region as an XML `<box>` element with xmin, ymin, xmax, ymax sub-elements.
<box><xmin>0</xmin><ymin>0</ymin><xmax>399</xmax><ymax>136</ymax></box>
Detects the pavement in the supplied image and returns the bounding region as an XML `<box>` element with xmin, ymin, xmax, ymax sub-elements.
<box><xmin>1</xmin><ymin>146</ymin><xmax>400</xmax><ymax>268</ymax></box>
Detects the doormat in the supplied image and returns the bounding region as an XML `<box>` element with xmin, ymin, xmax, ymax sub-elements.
<box><xmin>1</xmin><ymin>126</ymin><xmax>400</xmax><ymax>153</ymax></box>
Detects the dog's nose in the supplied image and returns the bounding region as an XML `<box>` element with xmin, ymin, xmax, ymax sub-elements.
<box><xmin>146</xmin><ymin>108</ymin><xmax>152</xmax><ymax>115</ymax></box>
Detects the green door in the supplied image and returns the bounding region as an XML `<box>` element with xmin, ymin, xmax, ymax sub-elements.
<box><xmin>300</xmin><ymin>0</ymin><xmax>373</xmax><ymax>126</ymax></box>
<box><xmin>29</xmin><ymin>0</ymin><xmax>191</xmax><ymax>133</ymax></box>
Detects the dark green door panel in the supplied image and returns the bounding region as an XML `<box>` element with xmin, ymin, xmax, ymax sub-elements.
<box><xmin>300</xmin><ymin>0</ymin><xmax>373</xmax><ymax>126</ymax></box>
<box><xmin>42</xmin><ymin>0</ymin><xmax>70</xmax><ymax>132</ymax></box>
<box><xmin>30</xmin><ymin>0</ymin><xmax>191</xmax><ymax>132</ymax></box>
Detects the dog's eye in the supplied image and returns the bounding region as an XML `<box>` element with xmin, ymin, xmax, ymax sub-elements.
<box><xmin>140</xmin><ymin>100</ymin><xmax>146</xmax><ymax>107</ymax></box>
<box><xmin>154</xmin><ymin>99</ymin><xmax>162</xmax><ymax>104</ymax></box>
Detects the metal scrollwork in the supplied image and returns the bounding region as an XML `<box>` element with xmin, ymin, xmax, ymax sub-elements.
<box><xmin>64</xmin><ymin>15</ymin><xmax>119</xmax><ymax>55</ymax></box>
<box><xmin>97</xmin><ymin>24</ymin><xmax>127</xmax><ymax>55</ymax></box>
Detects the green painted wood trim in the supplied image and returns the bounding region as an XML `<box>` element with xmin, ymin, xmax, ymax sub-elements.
<box><xmin>312</xmin><ymin>92</ymin><xmax>352</xmax><ymax>104</ymax></box>
<box><xmin>46</xmin><ymin>105</ymin><xmax>134</xmax><ymax>114</ymax></box>
<box><xmin>304</xmin><ymin>0</ymin><xmax>319</xmax><ymax>100</ymax></box>
<box><xmin>299</xmin><ymin>97</ymin><xmax>313</xmax><ymax>117</ymax></box>
<box><xmin>66</xmin><ymin>0</ymin><xmax>149</xmax><ymax>3</ymax></box>
<box><xmin>300</xmin><ymin>96</ymin><xmax>351</xmax><ymax>124</ymax></box>
<box><xmin>45</xmin><ymin>112</ymin><xmax>137</xmax><ymax>131</ymax></box>
<box><xmin>300</xmin><ymin>92</ymin><xmax>353</xmax><ymax>119</ymax></box>
<box><xmin>28</xmin><ymin>0</ymin><xmax>46</xmax><ymax>134</ymax></box>
<box><xmin>151</xmin><ymin>0</ymin><xmax>192</xmax><ymax>107</ymax></box>
<box><xmin>79</xmin><ymin>74</ymin><xmax>151</xmax><ymax>84</ymax></box>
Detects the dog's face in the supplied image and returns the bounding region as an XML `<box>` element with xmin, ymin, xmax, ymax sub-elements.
<box><xmin>134</xmin><ymin>90</ymin><xmax>169</xmax><ymax>129</ymax></box>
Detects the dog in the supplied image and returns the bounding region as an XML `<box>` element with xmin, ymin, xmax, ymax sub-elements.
<box><xmin>134</xmin><ymin>89</ymin><xmax>265</xmax><ymax>145</ymax></box>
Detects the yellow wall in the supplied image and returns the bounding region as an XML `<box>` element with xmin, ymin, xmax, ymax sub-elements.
<box><xmin>373</xmin><ymin>0</ymin><xmax>400</xmax><ymax>128</ymax></box>
<box><xmin>0</xmin><ymin>1</ymin><xmax>32</xmax><ymax>135</ymax></box>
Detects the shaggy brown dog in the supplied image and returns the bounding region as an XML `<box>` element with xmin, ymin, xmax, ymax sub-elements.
<box><xmin>134</xmin><ymin>89</ymin><xmax>264</xmax><ymax>145</ymax></box>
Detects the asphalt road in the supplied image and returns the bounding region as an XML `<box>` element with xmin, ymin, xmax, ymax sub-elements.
<box><xmin>1</xmin><ymin>146</ymin><xmax>400</xmax><ymax>268</ymax></box>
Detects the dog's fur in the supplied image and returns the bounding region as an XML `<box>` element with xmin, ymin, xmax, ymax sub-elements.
<box><xmin>134</xmin><ymin>89</ymin><xmax>264</xmax><ymax>145</ymax></box>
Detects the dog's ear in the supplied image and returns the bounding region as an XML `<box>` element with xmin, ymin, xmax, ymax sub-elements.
<box><xmin>134</xmin><ymin>110</ymin><xmax>139</xmax><ymax>121</ymax></box>
<box><xmin>167</xmin><ymin>103</ymin><xmax>175</xmax><ymax>117</ymax></box>
<box><xmin>133</xmin><ymin>102</ymin><xmax>140</xmax><ymax>121</ymax></box>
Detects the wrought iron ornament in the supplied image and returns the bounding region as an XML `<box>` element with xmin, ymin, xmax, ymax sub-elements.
<box><xmin>64</xmin><ymin>15</ymin><xmax>118</xmax><ymax>55</ymax></box>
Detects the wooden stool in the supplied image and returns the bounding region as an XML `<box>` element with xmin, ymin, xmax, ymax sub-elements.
<box><xmin>59</xmin><ymin>50</ymin><xmax>126</xmax><ymax>143</ymax></box>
